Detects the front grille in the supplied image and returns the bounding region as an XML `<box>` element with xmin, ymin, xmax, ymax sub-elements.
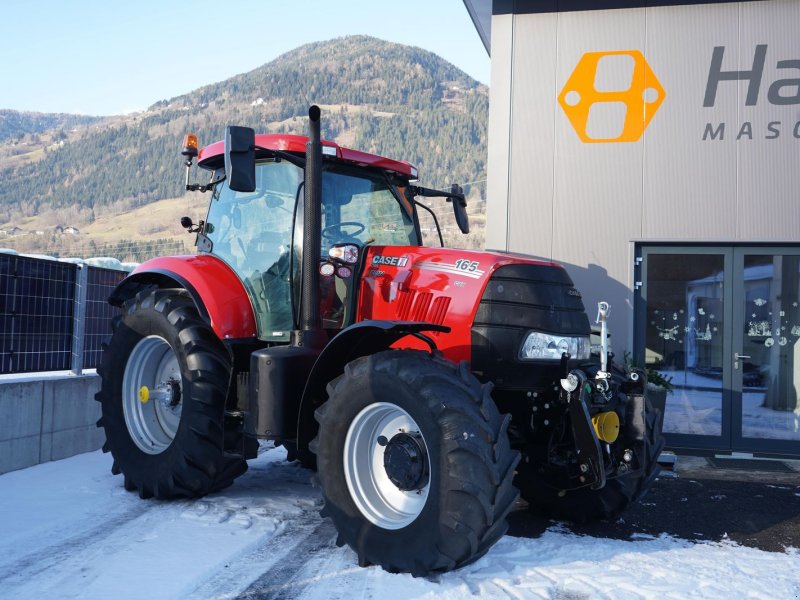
<box><xmin>471</xmin><ymin>264</ymin><xmax>590</xmax><ymax>390</ymax></box>
<box><xmin>474</xmin><ymin>264</ymin><xmax>588</xmax><ymax>334</ymax></box>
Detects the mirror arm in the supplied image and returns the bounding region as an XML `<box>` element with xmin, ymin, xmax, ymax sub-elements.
<box><xmin>410</xmin><ymin>184</ymin><xmax>463</xmax><ymax>203</ymax></box>
<box><xmin>413</xmin><ymin>199</ymin><xmax>445</xmax><ymax>247</ymax></box>
<box><xmin>253</xmin><ymin>145</ymin><xmax>306</xmax><ymax>168</ymax></box>
<box><xmin>184</xmin><ymin>156</ymin><xmax>193</xmax><ymax>191</ymax></box>
<box><xmin>185</xmin><ymin>156</ymin><xmax>223</xmax><ymax>193</ymax></box>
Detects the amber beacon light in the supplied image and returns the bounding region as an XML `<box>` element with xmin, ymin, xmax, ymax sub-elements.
<box><xmin>182</xmin><ymin>133</ymin><xmax>199</xmax><ymax>157</ymax></box>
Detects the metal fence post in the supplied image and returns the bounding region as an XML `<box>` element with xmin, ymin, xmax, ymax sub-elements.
<box><xmin>71</xmin><ymin>264</ymin><xmax>89</xmax><ymax>375</ymax></box>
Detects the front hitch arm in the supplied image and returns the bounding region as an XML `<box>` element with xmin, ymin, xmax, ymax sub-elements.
<box><xmin>563</xmin><ymin>371</ymin><xmax>606</xmax><ymax>490</ymax></box>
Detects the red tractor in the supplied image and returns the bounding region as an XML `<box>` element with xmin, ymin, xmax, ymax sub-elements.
<box><xmin>97</xmin><ymin>106</ymin><xmax>663</xmax><ymax>576</ymax></box>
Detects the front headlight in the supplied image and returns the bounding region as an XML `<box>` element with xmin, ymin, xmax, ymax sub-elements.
<box><xmin>519</xmin><ymin>331</ymin><xmax>590</xmax><ymax>361</ymax></box>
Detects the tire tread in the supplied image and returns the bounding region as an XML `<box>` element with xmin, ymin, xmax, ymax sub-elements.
<box><xmin>312</xmin><ymin>349</ymin><xmax>519</xmax><ymax>575</ymax></box>
<box><xmin>96</xmin><ymin>288</ymin><xmax>247</xmax><ymax>500</ymax></box>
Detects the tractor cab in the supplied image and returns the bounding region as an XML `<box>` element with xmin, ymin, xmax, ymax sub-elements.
<box><xmin>200</xmin><ymin>157</ymin><xmax>418</xmax><ymax>339</ymax></box>
<box><xmin>183</xmin><ymin>130</ymin><xmax>454</xmax><ymax>341</ymax></box>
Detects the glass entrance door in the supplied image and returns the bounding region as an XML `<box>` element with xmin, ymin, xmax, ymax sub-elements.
<box><xmin>733</xmin><ymin>249</ymin><xmax>800</xmax><ymax>454</ymax></box>
<box><xmin>639</xmin><ymin>246</ymin><xmax>800</xmax><ymax>456</ymax></box>
<box><xmin>639</xmin><ymin>248</ymin><xmax>732</xmax><ymax>451</ymax></box>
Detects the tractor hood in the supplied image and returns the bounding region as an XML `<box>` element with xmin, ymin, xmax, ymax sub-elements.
<box><xmin>356</xmin><ymin>246</ymin><xmax>589</xmax><ymax>364</ymax></box>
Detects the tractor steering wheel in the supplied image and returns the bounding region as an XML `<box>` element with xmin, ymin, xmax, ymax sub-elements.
<box><xmin>321</xmin><ymin>221</ymin><xmax>366</xmax><ymax>244</ymax></box>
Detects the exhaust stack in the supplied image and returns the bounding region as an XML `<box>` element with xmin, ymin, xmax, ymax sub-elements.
<box><xmin>299</xmin><ymin>105</ymin><xmax>325</xmax><ymax>348</ymax></box>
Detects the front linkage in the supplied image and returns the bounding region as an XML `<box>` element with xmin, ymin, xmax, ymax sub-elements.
<box><xmin>518</xmin><ymin>301</ymin><xmax>658</xmax><ymax>520</ymax></box>
<box><xmin>556</xmin><ymin>361</ymin><xmax>649</xmax><ymax>493</ymax></box>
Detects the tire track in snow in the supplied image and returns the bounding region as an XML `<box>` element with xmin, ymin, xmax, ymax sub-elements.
<box><xmin>187</xmin><ymin>511</ymin><xmax>339</xmax><ymax>600</ymax></box>
<box><xmin>238</xmin><ymin>518</ymin><xmax>339</xmax><ymax>600</ymax></box>
<box><xmin>0</xmin><ymin>503</ymin><xmax>150</xmax><ymax>584</ymax></box>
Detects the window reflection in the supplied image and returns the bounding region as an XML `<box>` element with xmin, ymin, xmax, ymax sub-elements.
<box><xmin>741</xmin><ymin>255</ymin><xmax>800</xmax><ymax>441</ymax></box>
<box><xmin>646</xmin><ymin>255</ymin><xmax>725</xmax><ymax>436</ymax></box>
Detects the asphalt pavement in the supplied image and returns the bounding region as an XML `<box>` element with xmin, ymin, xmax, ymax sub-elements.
<box><xmin>508</xmin><ymin>455</ymin><xmax>800</xmax><ymax>553</ymax></box>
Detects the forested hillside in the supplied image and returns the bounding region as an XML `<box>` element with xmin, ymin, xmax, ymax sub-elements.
<box><xmin>0</xmin><ymin>110</ymin><xmax>102</xmax><ymax>142</ymax></box>
<box><xmin>0</xmin><ymin>36</ymin><xmax>488</xmax><ymax>258</ymax></box>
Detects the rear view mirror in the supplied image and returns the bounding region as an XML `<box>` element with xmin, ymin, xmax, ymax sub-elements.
<box><xmin>451</xmin><ymin>184</ymin><xmax>469</xmax><ymax>234</ymax></box>
<box><xmin>224</xmin><ymin>125</ymin><xmax>256</xmax><ymax>192</ymax></box>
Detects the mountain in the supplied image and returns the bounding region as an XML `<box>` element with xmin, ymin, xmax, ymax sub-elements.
<box><xmin>0</xmin><ymin>36</ymin><xmax>488</xmax><ymax>258</ymax></box>
<box><xmin>0</xmin><ymin>110</ymin><xmax>103</xmax><ymax>143</ymax></box>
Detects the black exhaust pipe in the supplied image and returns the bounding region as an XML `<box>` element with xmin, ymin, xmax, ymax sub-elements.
<box><xmin>299</xmin><ymin>105</ymin><xmax>326</xmax><ymax>348</ymax></box>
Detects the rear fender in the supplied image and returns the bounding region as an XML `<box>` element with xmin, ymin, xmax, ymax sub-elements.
<box><xmin>295</xmin><ymin>320</ymin><xmax>449</xmax><ymax>451</ymax></box>
<box><xmin>109</xmin><ymin>255</ymin><xmax>257</xmax><ymax>341</ymax></box>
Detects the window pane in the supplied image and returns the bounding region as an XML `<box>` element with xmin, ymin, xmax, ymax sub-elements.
<box><xmin>740</xmin><ymin>254</ymin><xmax>800</xmax><ymax>441</ymax></box>
<box><xmin>646</xmin><ymin>254</ymin><xmax>725</xmax><ymax>436</ymax></box>
<box><xmin>206</xmin><ymin>161</ymin><xmax>301</xmax><ymax>340</ymax></box>
<box><xmin>322</xmin><ymin>169</ymin><xmax>417</xmax><ymax>249</ymax></box>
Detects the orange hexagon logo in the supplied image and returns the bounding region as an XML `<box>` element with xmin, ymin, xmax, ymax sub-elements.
<box><xmin>558</xmin><ymin>50</ymin><xmax>665</xmax><ymax>143</ymax></box>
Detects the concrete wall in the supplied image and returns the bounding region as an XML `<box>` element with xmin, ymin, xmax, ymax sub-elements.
<box><xmin>0</xmin><ymin>374</ymin><xmax>104</xmax><ymax>475</ymax></box>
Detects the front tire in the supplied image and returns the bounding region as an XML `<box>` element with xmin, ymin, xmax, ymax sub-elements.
<box><xmin>96</xmin><ymin>289</ymin><xmax>247</xmax><ymax>499</ymax></box>
<box><xmin>312</xmin><ymin>350</ymin><xmax>519</xmax><ymax>576</ymax></box>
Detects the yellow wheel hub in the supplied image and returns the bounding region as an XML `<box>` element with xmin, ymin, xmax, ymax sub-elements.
<box><xmin>138</xmin><ymin>386</ymin><xmax>150</xmax><ymax>404</ymax></box>
<box><xmin>592</xmin><ymin>411</ymin><xmax>620</xmax><ymax>443</ymax></box>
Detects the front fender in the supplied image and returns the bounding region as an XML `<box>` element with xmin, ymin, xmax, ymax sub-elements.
<box><xmin>295</xmin><ymin>320</ymin><xmax>449</xmax><ymax>451</ymax></box>
<box><xmin>109</xmin><ymin>255</ymin><xmax>257</xmax><ymax>341</ymax></box>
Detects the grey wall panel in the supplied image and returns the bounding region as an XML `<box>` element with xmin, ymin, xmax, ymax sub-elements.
<box><xmin>549</xmin><ymin>8</ymin><xmax>648</xmax><ymax>348</ymax></box>
<box><xmin>506</xmin><ymin>12</ymin><xmax>558</xmax><ymax>258</ymax></box>
<box><xmin>736</xmin><ymin>0</ymin><xmax>800</xmax><ymax>240</ymax></box>
<box><xmin>487</xmin><ymin>0</ymin><xmax>800</xmax><ymax>354</ymax></box>
<box><xmin>485</xmin><ymin>13</ymin><xmax>515</xmax><ymax>250</ymax></box>
<box><xmin>643</xmin><ymin>4</ymin><xmax>739</xmax><ymax>239</ymax></box>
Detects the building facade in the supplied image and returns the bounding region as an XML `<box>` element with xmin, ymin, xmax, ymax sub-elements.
<box><xmin>465</xmin><ymin>0</ymin><xmax>800</xmax><ymax>456</ymax></box>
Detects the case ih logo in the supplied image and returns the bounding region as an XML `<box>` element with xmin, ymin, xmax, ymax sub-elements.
<box><xmin>558</xmin><ymin>50</ymin><xmax>665</xmax><ymax>143</ymax></box>
<box><xmin>372</xmin><ymin>255</ymin><xmax>408</xmax><ymax>267</ymax></box>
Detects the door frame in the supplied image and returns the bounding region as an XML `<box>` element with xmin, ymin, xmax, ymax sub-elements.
<box><xmin>634</xmin><ymin>245</ymin><xmax>734</xmax><ymax>453</ymax></box>
<box><xmin>636</xmin><ymin>243</ymin><xmax>800</xmax><ymax>457</ymax></box>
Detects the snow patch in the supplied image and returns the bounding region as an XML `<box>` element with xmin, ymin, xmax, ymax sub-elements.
<box><xmin>1</xmin><ymin>448</ymin><xmax>798</xmax><ymax>599</ymax></box>
<box><xmin>20</xmin><ymin>252</ymin><xmax>58</xmax><ymax>261</ymax></box>
<box><xmin>84</xmin><ymin>256</ymin><xmax>123</xmax><ymax>270</ymax></box>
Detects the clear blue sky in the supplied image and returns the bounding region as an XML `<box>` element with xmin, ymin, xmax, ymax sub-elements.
<box><xmin>1</xmin><ymin>0</ymin><xmax>488</xmax><ymax>116</ymax></box>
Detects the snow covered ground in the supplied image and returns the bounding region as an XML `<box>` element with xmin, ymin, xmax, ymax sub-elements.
<box><xmin>1</xmin><ymin>446</ymin><xmax>798</xmax><ymax>600</ymax></box>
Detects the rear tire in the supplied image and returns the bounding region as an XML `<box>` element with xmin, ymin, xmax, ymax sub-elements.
<box><xmin>312</xmin><ymin>350</ymin><xmax>519</xmax><ymax>576</ymax></box>
<box><xmin>517</xmin><ymin>395</ymin><xmax>664</xmax><ymax>523</ymax></box>
<box><xmin>96</xmin><ymin>289</ymin><xmax>247</xmax><ymax>499</ymax></box>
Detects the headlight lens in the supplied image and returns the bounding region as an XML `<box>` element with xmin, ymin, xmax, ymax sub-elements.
<box><xmin>519</xmin><ymin>331</ymin><xmax>590</xmax><ymax>361</ymax></box>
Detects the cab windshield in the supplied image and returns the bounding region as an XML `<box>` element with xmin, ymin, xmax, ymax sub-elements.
<box><xmin>205</xmin><ymin>160</ymin><xmax>417</xmax><ymax>340</ymax></box>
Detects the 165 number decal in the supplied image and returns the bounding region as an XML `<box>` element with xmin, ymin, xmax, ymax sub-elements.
<box><xmin>454</xmin><ymin>259</ymin><xmax>479</xmax><ymax>272</ymax></box>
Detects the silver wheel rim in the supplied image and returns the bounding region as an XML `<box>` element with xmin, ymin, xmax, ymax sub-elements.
<box><xmin>344</xmin><ymin>402</ymin><xmax>430</xmax><ymax>530</ymax></box>
<box><xmin>122</xmin><ymin>335</ymin><xmax>182</xmax><ymax>455</ymax></box>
